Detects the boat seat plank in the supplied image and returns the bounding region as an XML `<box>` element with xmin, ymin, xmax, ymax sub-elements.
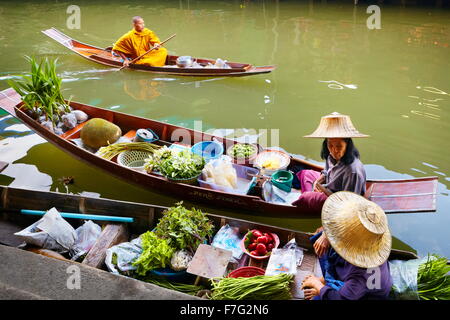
<box><xmin>82</xmin><ymin>223</ymin><xmax>128</xmax><ymax>268</ymax></box>
<box><xmin>366</xmin><ymin>177</ymin><xmax>438</xmax><ymax>213</ymax></box>
<box><xmin>61</xmin><ymin>121</ymin><xmax>87</xmax><ymax>139</ymax></box>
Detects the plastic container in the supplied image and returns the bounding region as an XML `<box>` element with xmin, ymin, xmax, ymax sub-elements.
<box><xmin>149</xmin><ymin>267</ymin><xmax>195</xmax><ymax>283</ymax></box>
<box><xmin>271</xmin><ymin>170</ymin><xmax>293</xmax><ymax>192</ymax></box>
<box><xmin>117</xmin><ymin>150</ymin><xmax>153</xmax><ymax>171</ymax></box>
<box><xmin>240</xmin><ymin>230</ymin><xmax>280</xmax><ymax>260</ymax></box>
<box><xmin>253</xmin><ymin>150</ymin><xmax>291</xmax><ymax>176</ymax></box>
<box><xmin>191</xmin><ymin>141</ymin><xmax>224</xmax><ymax>162</ymax></box>
<box><xmin>198</xmin><ymin>163</ymin><xmax>259</xmax><ymax>195</ymax></box>
<box><xmin>228</xmin><ymin>266</ymin><xmax>266</xmax><ymax>278</ymax></box>
<box><xmin>226</xmin><ymin>143</ymin><xmax>259</xmax><ymax>165</ymax></box>
<box><xmin>133</xmin><ymin>128</ymin><xmax>159</xmax><ymax>143</ymax></box>
<box><xmin>167</xmin><ymin>172</ymin><xmax>202</xmax><ymax>185</ymax></box>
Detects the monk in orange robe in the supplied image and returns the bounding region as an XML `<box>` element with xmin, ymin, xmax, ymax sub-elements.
<box><xmin>113</xmin><ymin>16</ymin><xmax>168</xmax><ymax>67</ymax></box>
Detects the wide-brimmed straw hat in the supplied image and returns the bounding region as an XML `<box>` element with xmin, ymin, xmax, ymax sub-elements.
<box><xmin>304</xmin><ymin>112</ymin><xmax>369</xmax><ymax>138</ymax></box>
<box><xmin>321</xmin><ymin>191</ymin><xmax>391</xmax><ymax>268</ymax></box>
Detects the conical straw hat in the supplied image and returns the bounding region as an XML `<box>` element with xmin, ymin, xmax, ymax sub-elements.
<box><xmin>304</xmin><ymin>112</ymin><xmax>369</xmax><ymax>138</ymax></box>
<box><xmin>321</xmin><ymin>191</ymin><xmax>391</xmax><ymax>268</ymax></box>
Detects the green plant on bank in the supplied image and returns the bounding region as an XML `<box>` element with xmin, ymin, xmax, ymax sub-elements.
<box><xmin>154</xmin><ymin>202</ymin><xmax>214</xmax><ymax>253</ymax></box>
<box><xmin>417</xmin><ymin>254</ymin><xmax>450</xmax><ymax>300</ymax></box>
<box><xmin>7</xmin><ymin>56</ymin><xmax>71</xmax><ymax>126</ymax></box>
<box><xmin>209</xmin><ymin>273</ymin><xmax>294</xmax><ymax>300</ymax></box>
<box><xmin>132</xmin><ymin>231</ymin><xmax>175</xmax><ymax>276</ymax></box>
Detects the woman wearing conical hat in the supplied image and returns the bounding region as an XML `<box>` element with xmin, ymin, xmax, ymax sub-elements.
<box><xmin>301</xmin><ymin>192</ymin><xmax>393</xmax><ymax>300</ymax></box>
<box><xmin>292</xmin><ymin>112</ymin><xmax>369</xmax><ymax>257</ymax></box>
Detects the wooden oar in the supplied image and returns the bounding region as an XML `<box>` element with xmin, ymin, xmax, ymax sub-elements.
<box><xmin>118</xmin><ymin>33</ymin><xmax>176</xmax><ymax>70</ymax></box>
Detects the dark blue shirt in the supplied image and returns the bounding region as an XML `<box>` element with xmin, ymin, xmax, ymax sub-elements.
<box><xmin>319</xmin><ymin>253</ymin><xmax>393</xmax><ymax>300</ymax></box>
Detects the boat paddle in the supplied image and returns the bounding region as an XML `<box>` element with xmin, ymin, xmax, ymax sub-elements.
<box><xmin>118</xmin><ymin>33</ymin><xmax>176</xmax><ymax>70</ymax></box>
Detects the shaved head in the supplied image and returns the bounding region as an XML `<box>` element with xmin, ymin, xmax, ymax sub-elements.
<box><xmin>132</xmin><ymin>16</ymin><xmax>145</xmax><ymax>32</ymax></box>
<box><xmin>132</xmin><ymin>16</ymin><xmax>143</xmax><ymax>23</ymax></box>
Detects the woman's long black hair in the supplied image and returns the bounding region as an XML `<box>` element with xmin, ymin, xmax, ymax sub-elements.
<box><xmin>320</xmin><ymin>138</ymin><xmax>360</xmax><ymax>165</ymax></box>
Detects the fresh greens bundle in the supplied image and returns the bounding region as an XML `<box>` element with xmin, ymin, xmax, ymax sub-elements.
<box><xmin>132</xmin><ymin>231</ymin><xmax>175</xmax><ymax>276</ymax></box>
<box><xmin>152</xmin><ymin>149</ymin><xmax>205</xmax><ymax>180</ymax></box>
<box><xmin>210</xmin><ymin>273</ymin><xmax>294</xmax><ymax>300</ymax></box>
<box><xmin>417</xmin><ymin>254</ymin><xmax>450</xmax><ymax>300</ymax></box>
<box><xmin>154</xmin><ymin>202</ymin><xmax>214</xmax><ymax>253</ymax></box>
<box><xmin>8</xmin><ymin>56</ymin><xmax>71</xmax><ymax>126</ymax></box>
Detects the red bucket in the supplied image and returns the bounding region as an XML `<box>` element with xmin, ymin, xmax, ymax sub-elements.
<box><xmin>228</xmin><ymin>266</ymin><xmax>265</xmax><ymax>278</ymax></box>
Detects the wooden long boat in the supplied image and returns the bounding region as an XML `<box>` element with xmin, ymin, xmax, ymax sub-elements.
<box><xmin>41</xmin><ymin>28</ymin><xmax>275</xmax><ymax>77</ymax></box>
<box><xmin>0</xmin><ymin>87</ymin><xmax>438</xmax><ymax>217</ymax></box>
<box><xmin>0</xmin><ymin>185</ymin><xmax>419</xmax><ymax>299</ymax></box>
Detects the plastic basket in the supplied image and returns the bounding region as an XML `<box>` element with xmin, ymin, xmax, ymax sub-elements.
<box><xmin>117</xmin><ymin>150</ymin><xmax>153</xmax><ymax>171</ymax></box>
<box><xmin>240</xmin><ymin>230</ymin><xmax>280</xmax><ymax>260</ymax></box>
<box><xmin>166</xmin><ymin>172</ymin><xmax>202</xmax><ymax>185</ymax></box>
<box><xmin>228</xmin><ymin>266</ymin><xmax>266</xmax><ymax>278</ymax></box>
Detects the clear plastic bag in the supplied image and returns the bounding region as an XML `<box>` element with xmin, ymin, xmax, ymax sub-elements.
<box><xmin>389</xmin><ymin>257</ymin><xmax>428</xmax><ymax>300</ymax></box>
<box><xmin>105</xmin><ymin>237</ymin><xmax>143</xmax><ymax>274</ymax></box>
<box><xmin>283</xmin><ymin>238</ymin><xmax>304</xmax><ymax>267</ymax></box>
<box><xmin>211</xmin><ymin>224</ymin><xmax>243</xmax><ymax>262</ymax></box>
<box><xmin>71</xmin><ymin>220</ymin><xmax>102</xmax><ymax>260</ymax></box>
<box><xmin>265</xmin><ymin>247</ymin><xmax>297</xmax><ymax>276</ymax></box>
<box><xmin>14</xmin><ymin>207</ymin><xmax>77</xmax><ymax>253</ymax></box>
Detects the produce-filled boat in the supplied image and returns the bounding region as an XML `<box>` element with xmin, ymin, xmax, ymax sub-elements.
<box><xmin>0</xmin><ymin>87</ymin><xmax>438</xmax><ymax>217</ymax></box>
<box><xmin>41</xmin><ymin>28</ymin><xmax>275</xmax><ymax>77</ymax></box>
<box><xmin>0</xmin><ymin>185</ymin><xmax>419</xmax><ymax>300</ymax></box>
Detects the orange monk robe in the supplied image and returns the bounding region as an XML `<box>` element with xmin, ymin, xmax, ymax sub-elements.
<box><xmin>112</xmin><ymin>28</ymin><xmax>168</xmax><ymax>66</ymax></box>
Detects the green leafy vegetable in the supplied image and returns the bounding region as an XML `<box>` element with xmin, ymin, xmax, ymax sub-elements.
<box><xmin>132</xmin><ymin>231</ymin><xmax>175</xmax><ymax>276</ymax></box>
<box><xmin>210</xmin><ymin>273</ymin><xmax>294</xmax><ymax>300</ymax></box>
<box><xmin>417</xmin><ymin>254</ymin><xmax>450</xmax><ymax>300</ymax></box>
<box><xmin>157</xmin><ymin>150</ymin><xmax>205</xmax><ymax>180</ymax></box>
<box><xmin>154</xmin><ymin>202</ymin><xmax>214</xmax><ymax>252</ymax></box>
<box><xmin>230</xmin><ymin>143</ymin><xmax>257</xmax><ymax>159</ymax></box>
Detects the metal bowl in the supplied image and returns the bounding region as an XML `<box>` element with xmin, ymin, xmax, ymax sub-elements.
<box><xmin>176</xmin><ymin>56</ymin><xmax>193</xmax><ymax>68</ymax></box>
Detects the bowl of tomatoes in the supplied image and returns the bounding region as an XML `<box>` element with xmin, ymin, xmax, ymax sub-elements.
<box><xmin>240</xmin><ymin>229</ymin><xmax>280</xmax><ymax>260</ymax></box>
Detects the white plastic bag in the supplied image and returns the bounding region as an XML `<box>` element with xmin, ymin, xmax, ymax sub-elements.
<box><xmin>389</xmin><ymin>257</ymin><xmax>428</xmax><ymax>300</ymax></box>
<box><xmin>71</xmin><ymin>220</ymin><xmax>102</xmax><ymax>260</ymax></box>
<box><xmin>14</xmin><ymin>207</ymin><xmax>77</xmax><ymax>253</ymax></box>
<box><xmin>265</xmin><ymin>247</ymin><xmax>297</xmax><ymax>276</ymax></box>
<box><xmin>283</xmin><ymin>238</ymin><xmax>304</xmax><ymax>267</ymax></box>
<box><xmin>105</xmin><ymin>237</ymin><xmax>143</xmax><ymax>274</ymax></box>
<box><xmin>211</xmin><ymin>224</ymin><xmax>244</xmax><ymax>261</ymax></box>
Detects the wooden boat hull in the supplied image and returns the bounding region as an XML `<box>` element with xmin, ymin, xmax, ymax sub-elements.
<box><xmin>41</xmin><ymin>28</ymin><xmax>275</xmax><ymax>77</ymax></box>
<box><xmin>0</xmin><ymin>184</ymin><xmax>419</xmax><ymax>262</ymax></box>
<box><xmin>0</xmin><ymin>88</ymin><xmax>438</xmax><ymax>217</ymax></box>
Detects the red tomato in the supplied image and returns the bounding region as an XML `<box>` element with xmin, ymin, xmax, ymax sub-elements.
<box><xmin>267</xmin><ymin>243</ymin><xmax>274</xmax><ymax>251</ymax></box>
<box><xmin>253</xmin><ymin>230</ymin><xmax>263</xmax><ymax>238</ymax></box>
<box><xmin>256</xmin><ymin>243</ymin><xmax>267</xmax><ymax>253</ymax></box>
<box><xmin>265</xmin><ymin>233</ymin><xmax>273</xmax><ymax>242</ymax></box>
<box><xmin>257</xmin><ymin>236</ymin><xmax>268</xmax><ymax>244</ymax></box>
<box><xmin>248</xmin><ymin>243</ymin><xmax>257</xmax><ymax>251</ymax></box>
<box><xmin>250</xmin><ymin>250</ymin><xmax>260</xmax><ymax>256</ymax></box>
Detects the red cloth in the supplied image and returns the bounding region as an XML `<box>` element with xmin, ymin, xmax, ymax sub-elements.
<box><xmin>292</xmin><ymin>170</ymin><xmax>328</xmax><ymax>213</ymax></box>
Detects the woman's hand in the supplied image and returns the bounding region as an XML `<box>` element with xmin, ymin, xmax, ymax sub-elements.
<box><xmin>152</xmin><ymin>43</ymin><xmax>161</xmax><ymax>50</ymax></box>
<box><xmin>301</xmin><ymin>275</ymin><xmax>325</xmax><ymax>299</ymax></box>
<box><xmin>313</xmin><ymin>233</ymin><xmax>330</xmax><ymax>257</ymax></box>
<box><xmin>313</xmin><ymin>174</ymin><xmax>325</xmax><ymax>192</ymax></box>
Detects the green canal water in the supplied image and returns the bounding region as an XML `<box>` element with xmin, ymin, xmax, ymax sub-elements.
<box><xmin>0</xmin><ymin>1</ymin><xmax>449</xmax><ymax>258</ymax></box>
